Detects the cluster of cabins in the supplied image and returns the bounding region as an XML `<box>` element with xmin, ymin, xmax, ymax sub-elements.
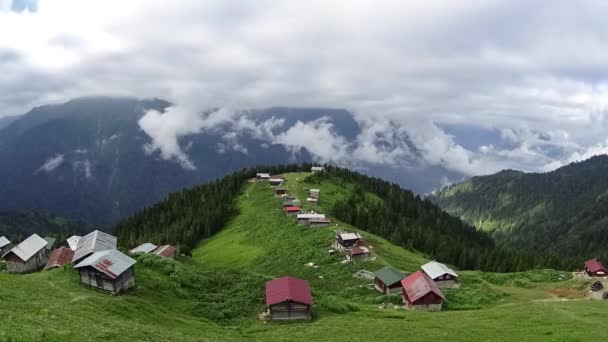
<box><xmin>0</xmin><ymin>231</ymin><xmax>176</xmax><ymax>295</ymax></box>
<box><xmin>373</xmin><ymin>261</ymin><xmax>460</xmax><ymax>311</ymax></box>
<box><xmin>334</xmin><ymin>231</ymin><xmax>371</xmax><ymax>261</ymax></box>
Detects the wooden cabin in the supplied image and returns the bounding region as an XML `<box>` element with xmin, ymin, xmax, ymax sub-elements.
<box><xmin>153</xmin><ymin>245</ymin><xmax>177</xmax><ymax>259</ymax></box>
<box><xmin>296</xmin><ymin>213</ymin><xmax>325</xmax><ymax>225</ymax></box>
<box><xmin>284</xmin><ymin>206</ymin><xmax>302</xmax><ymax>216</ymax></box>
<box><xmin>72</xmin><ymin>230</ymin><xmax>118</xmax><ymax>264</ymax></box>
<box><xmin>335</xmin><ymin>232</ymin><xmax>362</xmax><ymax>250</ymax></box>
<box><xmin>309</xmin><ymin>189</ymin><xmax>320</xmax><ymax>198</ymax></box>
<box><xmin>130</xmin><ymin>242</ymin><xmax>158</xmax><ymax>255</ymax></box>
<box><xmin>421</xmin><ymin>260</ymin><xmax>459</xmax><ymax>288</ymax></box>
<box><xmin>584</xmin><ymin>258</ymin><xmax>608</xmax><ymax>277</ymax></box>
<box><xmin>311</xmin><ymin>166</ymin><xmax>325</xmax><ymax>173</ymax></box>
<box><xmin>74</xmin><ymin>249</ymin><xmax>137</xmax><ymax>294</ymax></box>
<box><xmin>374</xmin><ymin>266</ymin><xmax>406</xmax><ymax>294</ymax></box>
<box><xmin>269</xmin><ymin>178</ymin><xmax>284</xmax><ymax>186</ymax></box>
<box><xmin>308</xmin><ymin>217</ymin><xmax>331</xmax><ymax>227</ymax></box>
<box><xmin>306</xmin><ymin>197</ymin><xmax>318</xmax><ymax>205</ymax></box>
<box><xmin>0</xmin><ymin>236</ymin><xmax>11</xmax><ymax>256</ymax></box>
<box><xmin>401</xmin><ymin>271</ymin><xmax>444</xmax><ymax>311</ymax></box>
<box><xmin>45</xmin><ymin>247</ymin><xmax>75</xmax><ymax>270</ymax></box>
<box><xmin>266</xmin><ymin>276</ymin><xmax>313</xmax><ymax>321</ymax></box>
<box><xmin>2</xmin><ymin>234</ymin><xmax>49</xmax><ymax>273</ymax></box>
<box><xmin>282</xmin><ymin>198</ymin><xmax>301</xmax><ymax>207</ymax></box>
<box><xmin>256</xmin><ymin>173</ymin><xmax>270</xmax><ymax>180</ymax></box>
<box><xmin>275</xmin><ymin>187</ymin><xmax>287</xmax><ymax>196</ymax></box>
<box><xmin>346</xmin><ymin>246</ymin><xmax>370</xmax><ymax>261</ymax></box>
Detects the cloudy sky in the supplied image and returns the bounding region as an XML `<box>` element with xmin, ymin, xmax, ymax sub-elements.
<box><xmin>2</xmin><ymin>0</ymin><xmax>608</xmax><ymax>179</ymax></box>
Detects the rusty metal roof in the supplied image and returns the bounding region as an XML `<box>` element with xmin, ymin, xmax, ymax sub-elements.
<box><xmin>130</xmin><ymin>243</ymin><xmax>157</xmax><ymax>254</ymax></box>
<box><xmin>401</xmin><ymin>271</ymin><xmax>445</xmax><ymax>303</ymax></box>
<box><xmin>72</xmin><ymin>230</ymin><xmax>117</xmax><ymax>262</ymax></box>
<box><xmin>2</xmin><ymin>234</ymin><xmax>47</xmax><ymax>262</ymax></box>
<box><xmin>0</xmin><ymin>236</ymin><xmax>10</xmax><ymax>249</ymax></box>
<box><xmin>153</xmin><ymin>245</ymin><xmax>177</xmax><ymax>258</ymax></box>
<box><xmin>74</xmin><ymin>249</ymin><xmax>136</xmax><ymax>279</ymax></box>
<box><xmin>45</xmin><ymin>247</ymin><xmax>75</xmax><ymax>269</ymax></box>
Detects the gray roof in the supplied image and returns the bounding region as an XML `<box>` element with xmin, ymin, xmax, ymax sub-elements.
<box><xmin>130</xmin><ymin>243</ymin><xmax>158</xmax><ymax>254</ymax></box>
<box><xmin>374</xmin><ymin>266</ymin><xmax>406</xmax><ymax>286</ymax></box>
<box><xmin>67</xmin><ymin>235</ymin><xmax>81</xmax><ymax>251</ymax></box>
<box><xmin>43</xmin><ymin>237</ymin><xmax>56</xmax><ymax>250</ymax></box>
<box><xmin>0</xmin><ymin>236</ymin><xmax>10</xmax><ymax>249</ymax></box>
<box><xmin>2</xmin><ymin>234</ymin><xmax>48</xmax><ymax>261</ymax></box>
<box><xmin>72</xmin><ymin>230</ymin><xmax>117</xmax><ymax>262</ymax></box>
<box><xmin>421</xmin><ymin>260</ymin><xmax>459</xmax><ymax>280</ymax></box>
<box><xmin>74</xmin><ymin>249</ymin><xmax>136</xmax><ymax>279</ymax></box>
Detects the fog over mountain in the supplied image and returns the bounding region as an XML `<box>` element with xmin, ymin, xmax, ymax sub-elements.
<box><xmin>2</xmin><ymin>0</ymin><xmax>608</xmax><ymax>185</ymax></box>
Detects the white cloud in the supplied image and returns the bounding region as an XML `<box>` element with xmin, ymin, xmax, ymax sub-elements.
<box><xmin>37</xmin><ymin>154</ymin><xmax>64</xmax><ymax>173</ymax></box>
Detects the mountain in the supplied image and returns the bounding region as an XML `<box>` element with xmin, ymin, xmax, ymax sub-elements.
<box><xmin>1</xmin><ymin>167</ymin><xmax>601</xmax><ymax>341</ymax></box>
<box><xmin>0</xmin><ymin>115</ymin><xmax>18</xmax><ymax>130</ymax></box>
<box><xmin>430</xmin><ymin>155</ymin><xmax>608</xmax><ymax>260</ymax></box>
<box><xmin>0</xmin><ymin>209</ymin><xmax>88</xmax><ymax>241</ymax></box>
<box><xmin>0</xmin><ymin>97</ymin><xmax>461</xmax><ymax>230</ymax></box>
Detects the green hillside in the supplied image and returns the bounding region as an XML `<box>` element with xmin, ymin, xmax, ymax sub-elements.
<box><xmin>430</xmin><ymin>155</ymin><xmax>608</xmax><ymax>260</ymax></box>
<box><xmin>0</xmin><ymin>171</ymin><xmax>606</xmax><ymax>341</ymax></box>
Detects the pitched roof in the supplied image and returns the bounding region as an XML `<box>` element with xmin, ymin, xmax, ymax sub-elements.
<box><xmin>2</xmin><ymin>234</ymin><xmax>48</xmax><ymax>262</ymax></box>
<box><xmin>339</xmin><ymin>232</ymin><xmax>361</xmax><ymax>241</ymax></box>
<box><xmin>130</xmin><ymin>243</ymin><xmax>158</xmax><ymax>254</ymax></box>
<box><xmin>297</xmin><ymin>213</ymin><xmax>325</xmax><ymax>219</ymax></box>
<box><xmin>66</xmin><ymin>235</ymin><xmax>81</xmax><ymax>251</ymax></box>
<box><xmin>421</xmin><ymin>260</ymin><xmax>459</xmax><ymax>280</ymax></box>
<box><xmin>43</xmin><ymin>237</ymin><xmax>56</xmax><ymax>250</ymax></box>
<box><xmin>153</xmin><ymin>245</ymin><xmax>177</xmax><ymax>258</ymax></box>
<box><xmin>0</xmin><ymin>236</ymin><xmax>10</xmax><ymax>249</ymax></box>
<box><xmin>374</xmin><ymin>266</ymin><xmax>406</xmax><ymax>286</ymax></box>
<box><xmin>266</xmin><ymin>276</ymin><xmax>313</xmax><ymax>306</ymax></box>
<box><xmin>401</xmin><ymin>271</ymin><xmax>444</xmax><ymax>303</ymax></box>
<box><xmin>585</xmin><ymin>258</ymin><xmax>608</xmax><ymax>273</ymax></box>
<box><xmin>74</xmin><ymin>249</ymin><xmax>136</xmax><ymax>279</ymax></box>
<box><xmin>284</xmin><ymin>206</ymin><xmax>301</xmax><ymax>212</ymax></box>
<box><xmin>72</xmin><ymin>230</ymin><xmax>117</xmax><ymax>262</ymax></box>
<box><xmin>45</xmin><ymin>247</ymin><xmax>75</xmax><ymax>269</ymax></box>
<box><xmin>348</xmin><ymin>246</ymin><xmax>369</xmax><ymax>255</ymax></box>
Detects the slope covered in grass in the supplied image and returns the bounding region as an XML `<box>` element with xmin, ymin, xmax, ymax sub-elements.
<box><xmin>1</xmin><ymin>171</ymin><xmax>606</xmax><ymax>341</ymax></box>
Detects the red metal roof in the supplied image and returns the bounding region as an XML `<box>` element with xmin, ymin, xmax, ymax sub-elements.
<box><xmin>584</xmin><ymin>258</ymin><xmax>608</xmax><ymax>273</ymax></box>
<box><xmin>284</xmin><ymin>206</ymin><xmax>301</xmax><ymax>212</ymax></box>
<box><xmin>400</xmin><ymin>270</ymin><xmax>444</xmax><ymax>303</ymax></box>
<box><xmin>266</xmin><ymin>276</ymin><xmax>313</xmax><ymax>306</ymax></box>
<box><xmin>154</xmin><ymin>245</ymin><xmax>177</xmax><ymax>258</ymax></box>
<box><xmin>348</xmin><ymin>246</ymin><xmax>369</xmax><ymax>256</ymax></box>
<box><xmin>45</xmin><ymin>247</ymin><xmax>75</xmax><ymax>269</ymax></box>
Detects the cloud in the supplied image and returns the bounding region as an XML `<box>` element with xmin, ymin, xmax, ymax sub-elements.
<box><xmin>2</xmin><ymin>0</ymin><xmax>608</xmax><ymax>177</ymax></box>
<box><xmin>37</xmin><ymin>154</ymin><xmax>63</xmax><ymax>173</ymax></box>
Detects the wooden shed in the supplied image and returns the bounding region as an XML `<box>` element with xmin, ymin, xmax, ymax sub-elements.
<box><xmin>266</xmin><ymin>276</ymin><xmax>313</xmax><ymax>321</ymax></box>
<box><xmin>296</xmin><ymin>213</ymin><xmax>325</xmax><ymax>225</ymax></box>
<box><xmin>374</xmin><ymin>266</ymin><xmax>406</xmax><ymax>294</ymax></box>
<box><xmin>421</xmin><ymin>260</ymin><xmax>459</xmax><ymax>288</ymax></box>
<box><xmin>45</xmin><ymin>247</ymin><xmax>75</xmax><ymax>270</ymax></box>
<box><xmin>1</xmin><ymin>234</ymin><xmax>49</xmax><ymax>273</ymax></box>
<box><xmin>335</xmin><ymin>232</ymin><xmax>362</xmax><ymax>250</ymax></box>
<box><xmin>584</xmin><ymin>258</ymin><xmax>608</xmax><ymax>277</ymax></box>
<box><xmin>74</xmin><ymin>249</ymin><xmax>137</xmax><ymax>294</ymax></box>
<box><xmin>401</xmin><ymin>271</ymin><xmax>444</xmax><ymax>311</ymax></box>
<box><xmin>72</xmin><ymin>230</ymin><xmax>118</xmax><ymax>264</ymax></box>
<box><xmin>275</xmin><ymin>187</ymin><xmax>287</xmax><ymax>196</ymax></box>
<box><xmin>0</xmin><ymin>236</ymin><xmax>11</xmax><ymax>256</ymax></box>
<box><xmin>153</xmin><ymin>245</ymin><xmax>177</xmax><ymax>259</ymax></box>
<box><xmin>346</xmin><ymin>246</ymin><xmax>370</xmax><ymax>261</ymax></box>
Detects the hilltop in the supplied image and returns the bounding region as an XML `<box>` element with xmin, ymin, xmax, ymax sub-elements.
<box><xmin>430</xmin><ymin>155</ymin><xmax>608</xmax><ymax>261</ymax></box>
<box><xmin>0</xmin><ymin>168</ymin><xmax>605</xmax><ymax>341</ymax></box>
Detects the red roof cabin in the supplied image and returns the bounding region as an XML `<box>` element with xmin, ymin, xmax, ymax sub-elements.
<box><xmin>45</xmin><ymin>247</ymin><xmax>75</xmax><ymax>270</ymax></box>
<box><xmin>154</xmin><ymin>245</ymin><xmax>177</xmax><ymax>259</ymax></box>
<box><xmin>284</xmin><ymin>206</ymin><xmax>301</xmax><ymax>216</ymax></box>
<box><xmin>401</xmin><ymin>271</ymin><xmax>445</xmax><ymax>311</ymax></box>
<box><xmin>266</xmin><ymin>276</ymin><xmax>313</xmax><ymax>321</ymax></box>
<box><xmin>584</xmin><ymin>258</ymin><xmax>608</xmax><ymax>277</ymax></box>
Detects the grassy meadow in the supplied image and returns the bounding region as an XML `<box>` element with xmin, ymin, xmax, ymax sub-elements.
<box><xmin>0</xmin><ymin>172</ymin><xmax>605</xmax><ymax>341</ymax></box>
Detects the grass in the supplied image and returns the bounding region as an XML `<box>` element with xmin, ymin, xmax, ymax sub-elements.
<box><xmin>0</xmin><ymin>172</ymin><xmax>606</xmax><ymax>341</ymax></box>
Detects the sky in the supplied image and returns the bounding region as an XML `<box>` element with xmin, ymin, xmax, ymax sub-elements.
<box><xmin>1</xmin><ymin>0</ymin><xmax>608</xmax><ymax>178</ymax></box>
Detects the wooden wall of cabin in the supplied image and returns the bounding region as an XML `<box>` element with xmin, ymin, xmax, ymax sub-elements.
<box><xmin>269</xmin><ymin>301</ymin><xmax>311</xmax><ymax>320</ymax></box>
<box><xmin>5</xmin><ymin>250</ymin><xmax>48</xmax><ymax>273</ymax></box>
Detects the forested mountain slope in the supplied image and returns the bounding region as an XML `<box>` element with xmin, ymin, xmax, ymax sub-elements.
<box><xmin>430</xmin><ymin>155</ymin><xmax>608</xmax><ymax>260</ymax></box>
<box><xmin>0</xmin><ymin>210</ymin><xmax>87</xmax><ymax>241</ymax></box>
